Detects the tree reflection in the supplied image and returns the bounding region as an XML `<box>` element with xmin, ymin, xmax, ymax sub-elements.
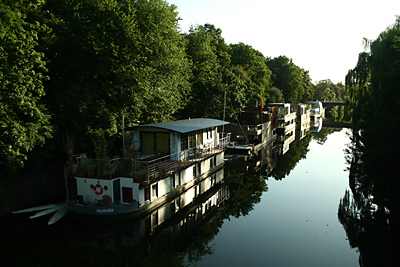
<box><xmin>338</xmin><ymin>130</ymin><xmax>399</xmax><ymax>267</ymax></box>
<box><xmin>311</xmin><ymin>128</ymin><xmax>341</xmax><ymax>145</ymax></box>
<box><xmin>269</xmin><ymin>134</ymin><xmax>312</xmax><ymax>180</ymax></box>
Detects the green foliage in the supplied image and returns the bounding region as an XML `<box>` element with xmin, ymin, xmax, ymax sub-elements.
<box><xmin>182</xmin><ymin>24</ymin><xmax>246</xmax><ymax>119</ymax></box>
<box><xmin>42</xmin><ymin>0</ymin><xmax>191</xmax><ymax>156</ymax></box>
<box><xmin>230</xmin><ymin>43</ymin><xmax>272</xmax><ymax>105</ymax></box>
<box><xmin>314</xmin><ymin>79</ymin><xmax>346</xmax><ymax>101</ymax></box>
<box><xmin>266</xmin><ymin>56</ymin><xmax>313</xmax><ymax>103</ymax></box>
<box><xmin>346</xmin><ymin>16</ymin><xmax>400</xmax><ymax>157</ymax></box>
<box><xmin>183</xmin><ymin>24</ymin><xmax>228</xmax><ymax>118</ymax></box>
<box><xmin>0</xmin><ymin>0</ymin><xmax>338</xmax><ymax>173</ymax></box>
<box><xmin>267</xmin><ymin>87</ymin><xmax>284</xmax><ymax>103</ymax></box>
<box><xmin>0</xmin><ymin>0</ymin><xmax>52</xmax><ymax>171</ymax></box>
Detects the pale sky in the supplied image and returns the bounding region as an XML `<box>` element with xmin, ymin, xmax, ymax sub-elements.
<box><xmin>167</xmin><ymin>0</ymin><xmax>400</xmax><ymax>84</ymax></box>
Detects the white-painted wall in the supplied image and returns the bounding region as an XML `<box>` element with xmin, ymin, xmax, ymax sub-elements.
<box><xmin>76</xmin><ymin>177</ymin><xmax>113</xmax><ymax>203</ymax></box>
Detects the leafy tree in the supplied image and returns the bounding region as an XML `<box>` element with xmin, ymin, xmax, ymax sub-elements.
<box><xmin>183</xmin><ymin>24</ymin><xmax>226</xmax><ymax>118</ymax></box>
<box><xmin>266</xmin><ymin>87</ymin><xmax>284</xmax><ymax>103</ymax></box>
<box><xmin>314</xmin><ymin>79</ymin><xmax>336</xmax><ymax>100</ymax></box>
<box><xmin>346</xmin><ymin>16</ymin><xmax>400</xmax><ymax>156</ymax></box>
<box><xmin>41</xmin><ymin>0</ymin><xmax>191</xmax><ymax>155</ymax></box>
<box><xmin>230</xmin><ymin>43</ymin><xmax>272</xmax><ymax>105</ymax></box>
<box><xmin>266</xmin><ymin>56</ymin><xmax>304</xmax><ymax>103</ymax></box>
<box><xmin>345</xmin><ymin>52</ymin><xmax>371</xmax><ymax>127</ymax></box>
<box><xmin>0</xmin><ymin>0</ymin><xmax>52</xmax><ymax>171</ymax></box>
<box><xmin>301</xmin><ymin>70</ymin><xmax>315</xmax><ymax>102</ymax></box>
<box><xmin>182</xmin><ymin>24</ymin><xmax>246</xmax><ymax>119</ymax></box>
<box><xmin>314</xmin><ymin>79</ymin><xmax>346</xmax><ymax>101</ymax></box>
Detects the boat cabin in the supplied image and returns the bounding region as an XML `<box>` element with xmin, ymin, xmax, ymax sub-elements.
<box><xmin>307</xmin><ymin>101</ymin><xmax>324</xmax><ymax>119</ymax></box>
<box><xmin>131</xmin><ymin>118</ymin><xmax>229</xmax><ymax>161</ymax></box>
<box><xmin>68</xmin><ymin>118</ymin><xmax>230</xmax><ymax>216</ymax></box>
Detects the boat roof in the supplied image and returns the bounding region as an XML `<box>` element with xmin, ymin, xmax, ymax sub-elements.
<box><xmin>136</xmin><ymin>118</ymin><xmax>230</xmax><ymax>133</ymax></box>
<box><xmin>267</xmin><ymin>103</ymin><xmax>290</xmax><ymax>107</ymax></box>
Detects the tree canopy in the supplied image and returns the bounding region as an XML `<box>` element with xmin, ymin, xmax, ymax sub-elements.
<box><xmin>1</xmin><ymin>0</ymin><xmax>320</xmax><ymax>172</ymax></box>
<box><xmin>230</xmin><ymin>43</ymin><xmax>272</xmax><ymax>105</ymax></box>
<box><xmin>266</xmin><ymin>56</ymin><xmax>314</xmax><ymax>103</ymax></box>
<box><xmin>0</xmin><ymin>0</ymin><xmax>52</xmax><ymax>171</ymax></box>
<box><xmin>346</xmin><ymin>16</ymin><xmax>400</xmax><ymax>157</ymax></box>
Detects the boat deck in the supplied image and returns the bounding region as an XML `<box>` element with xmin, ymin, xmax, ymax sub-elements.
<box><xmin>71</xmin><ymin>135</ymin><xmax>230</xmax><ymax>184</ymax></box>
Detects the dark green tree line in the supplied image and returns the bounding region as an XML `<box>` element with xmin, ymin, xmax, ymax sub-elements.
<box><xmin>340</xmin><ymin>16</ymin><xmax>400</xmax><ymax>266</ymax></box>
<box><xmin>1</xmin><ymin>0</ymin><xmax>320</xmax><ymax>172</ymax></box>
<box><xmin>41</xmin><ymin>0</ymin><xmax>191</xmax><ymax>156</ymax></box>
<box><xmin>0</xmin><ymin>0</ymin><xmax>52</xmax><ymax>171</ymax></box>
<box><xmin>346</xmin><ymin>16</ymin><xmax>400</xmax><ymax>157</ymax></box>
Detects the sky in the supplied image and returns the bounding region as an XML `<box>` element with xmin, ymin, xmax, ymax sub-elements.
<box><xmin>167</xmin><ymin>0</ymin><xmax>400</xmax><ymax>84</ymax></box>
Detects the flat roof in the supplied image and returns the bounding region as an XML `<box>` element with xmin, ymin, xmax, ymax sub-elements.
<box><xmin>136</xmin><ymin>118</ymin><xmax>229</xmax><ymax>133</ymax></box>
<box><xmin>267</xmin><ymin>103</ymin><xmax>290</xmax><ymax>107</ymax></box>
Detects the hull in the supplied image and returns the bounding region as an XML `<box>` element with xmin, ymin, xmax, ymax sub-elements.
<box><xmin>67</xmin><ymin>160</ymin><xmax>224</xmax><ymax>223</ymax></box>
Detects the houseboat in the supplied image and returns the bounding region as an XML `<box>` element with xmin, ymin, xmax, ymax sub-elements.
<box><xmin>268</xmin><ymin>103</ymin><xmax>296</xmax><ymax>155</ymax></box>
<box><xmin>294</xmin><ymin>103</ymin><xmax>311</xmax><ymax>140</ymax></box>
<box><xmin>64</xmin><ymin>118</ymin><xmax>230</xmax><ymax>223</ymax></box>
<box><xmin>226</xmin><ymin>105</ymin><xmax>278</xmax><ymax>154</ymax></box>
<box><xmin>307</xmin><ymin>101</ymin><xmax>324</xmax><ymax>119</ymax></box>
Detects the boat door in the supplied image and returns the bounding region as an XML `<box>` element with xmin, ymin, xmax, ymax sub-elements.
<box><xmin>113</xmin><ymin>179</ymin><xmax>121</xmax><ymax>203</ymax></box>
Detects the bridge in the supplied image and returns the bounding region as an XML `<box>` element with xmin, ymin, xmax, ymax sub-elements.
<box><xmin>320</xmin><ymin>100</ymin><xmax>349</xmax><ymax>109</ymax></box>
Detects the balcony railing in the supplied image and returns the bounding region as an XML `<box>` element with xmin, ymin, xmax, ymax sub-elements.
<box><xmin>73</xmin><ymin>133</ymin><xmax>231</xmax><ymax>184</ymax></box>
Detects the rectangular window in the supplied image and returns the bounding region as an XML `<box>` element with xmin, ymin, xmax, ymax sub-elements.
<box><xmin>196</xmin><ymin>130</ymin><xmax>203</xmax><ymax>145</ymax></box>
<box><xmin>152</xmin><ymin>184</ymin><xmax>158</xmax><ymax>198</ymax></box>
<box><xmin>142</xmin><ymin>133</ymin><xmax>154</xmax><ymax>155</ymax></box>
<box><xmin>189</xmin><ymin>132</ymin><xmax>196</xmax><ymax>148</ymax></box>
<box><xmin>145</xmin><ymin>187</ymin><xmax>150</xmax><ymax>201</ymax></box>
<box><xmin>181</xmin><ymin>133</ymin><xmax>188</xmax><ymax>150</ymax></box>
<box><xmin>156</xmin><ymin>133</ymin><xmax>169</xmax><ymax>154</ymax></box>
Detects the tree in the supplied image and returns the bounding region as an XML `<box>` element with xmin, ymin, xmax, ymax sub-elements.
<box><xmin>41</xmin><ymin>0</ymin><xmax>191</xmax><ymax>155</ymax></box>
<box><xmin>182</xmin><ymin>24</ymin><xmax>246</xmax><ymax>119</ymax></box>
<box><xmin>301</xmin><ymin>70</ymin><xmax>315</xmax><ymax>102</ymax></box>
<box><xmin>0</xmin><ymin>0</ymin><xmax>52</xmax><ymax>171</ymax></box>
<box><xmin>183</xmin><ymin>24</ymin><xmax>226</xmax><ymax>118</ymax></box>
<box><xmin>266</xmin><ymin>56</ymin><xmax>304</xmax><ymax>103</ymax></box>
<box><xmin>314</xmin><ymin>79</ymin><xmax>336</xmax><ymax>100</ymax></box>
<box><xmin>230</xmin><ymin>43</ymin><xmax>272</xmax><ymax>105</ymax></box>
<box><xmin>346</xmin><ymin>16</ymin><xmax>400</xmax><ymax>156</ymax></box>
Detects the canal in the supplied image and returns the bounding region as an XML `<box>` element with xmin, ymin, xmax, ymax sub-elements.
<box><xmin>0</xmin><ymin>127</ymin><xmax>360</xmax><ymax>266</ymax></box>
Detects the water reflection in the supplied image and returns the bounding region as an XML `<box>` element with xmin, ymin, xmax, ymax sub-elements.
<box><xmin>67</xmin><ymin>168</ymin><xmax>229</xmax><ymax>266</ymax></box>
<box><xmin>1</xmin><ymin>119</ymin><xmax>367</xmax><ymax>266</ymax></box>
<box><xmin>339</xmin><ymin>129</ymin><xmax>400</xmax><ymax>267</ymax></box>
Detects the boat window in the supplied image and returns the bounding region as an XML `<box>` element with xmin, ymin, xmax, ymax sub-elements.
<box><xmin>145</xmin><ymin>187</ymin><xmax>150</xmax><ymax>201</ymax></box>
<box><xmin>196</xmin><ymin>130</ymin><xmax>203</xmax><ymax>146</ymax></box>
<box><xmin>141</xmin><ymin>133</ymin><xmax>154</xmax><ymax>155</ymax></box>
<box><xmin>181</xmin><ymin>133</ymin><xmax>188</xmax><ymax>150</ymax></box>
<box><xmin>189</xmin><ymin>132</ymin><xmax>196</xmax><ymax>148</ymax></box>
<box><xmin>152</xmin><ymin>184</ymin><xmax>158</xmax><ymax>198</ymax></box>
<box><xmin>155</xmin><ymin>133</ymin><xmax>169</xmax><ymax>154</ymax></box>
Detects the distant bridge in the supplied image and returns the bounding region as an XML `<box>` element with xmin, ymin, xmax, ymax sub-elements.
<box><xmin>320</xmin><ymin>100</ymin><xmax>349</xmax><ymax>109</ymax></box>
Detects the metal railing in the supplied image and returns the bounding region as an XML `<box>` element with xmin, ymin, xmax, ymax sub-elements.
<box><xmin>74</xmin><ymin>133</ymin><xmax>230</xmax><ymax>183</ymax></box>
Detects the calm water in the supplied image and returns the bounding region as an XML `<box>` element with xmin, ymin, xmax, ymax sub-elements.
<box><xmin>0</xmin><ymin>128</ymin><xmax>359</xmax><ymax>266</ymax></box>
<box><xmin>192</xmin><ymin>129</ymin><xmax>358</xmax><ymax>266</ymax></box>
